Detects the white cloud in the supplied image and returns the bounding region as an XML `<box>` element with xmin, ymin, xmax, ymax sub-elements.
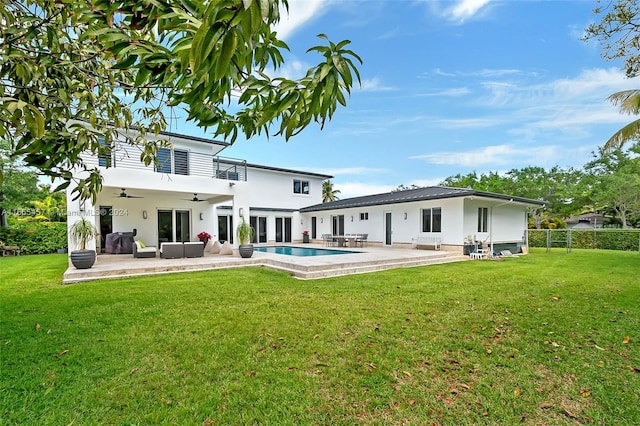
<box><xmin>318</xmin><ymin>167</ymin><xmax>389</xmax><ymax>176</ymax></box>
<box><xmin>445</xmin><ymin>0</ymin><xmax>493</xmax><ymax>23</ymax></box>
<box><xmin>335</xmin><ymin>182</ymin><xmax>397</xmax><ymax>199</ymax></box>
<box><xmin>276</xmin><ymin>59</ymin><xmax>311</xmax><ymax>80</ymax></box>
<box><xmin>359</xmin><ymin>77</ymin><xmax>396</xmax><ymax>92</ymax></box>
<box><xmin>272</xmin><ymin>0</ymin><xmax>330</xmax><ymax>40</ymax></box>
<box><xmin>416</xmin><ymin>87</ymin><xmax>471</xmax><ymax>97</ymax></box>
<box><xmin>434</xmin><ymin>117</ymin><xmax>503</xmax><ymax>129</ymax></box>
<box><xmin>409</xmin><ymin>144</ymin><xmax>560</xmax><ymax>167</ymax></box>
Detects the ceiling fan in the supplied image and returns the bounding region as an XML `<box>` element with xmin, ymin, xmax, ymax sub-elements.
<box><xmin>114</xmin><ymin>188</ymin><xmax>144</xmax><ymax>199</ymax></box>
<box><xmin>182</xmin><ymin>193</ymin><xmax>206</xmax><ymax>202</ymax></box>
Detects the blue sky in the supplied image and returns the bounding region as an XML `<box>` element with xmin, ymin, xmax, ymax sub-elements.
<box><xmin>175</xmin><ymin>0</ymin><xmax>637</xmax><ymax>199</ymax></box>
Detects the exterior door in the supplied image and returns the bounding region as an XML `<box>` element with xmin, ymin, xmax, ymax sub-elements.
<box><xmin>99</xmin><ymin>205</ymin><xmax>113</xmax><ymax>250</ymax></box>
<box><xmin>176</xmin><ymin>210</ymin><xmax>190</xmax><ymax>242</ymax></box>
<box><xmin>275</xmin><ymin>217</ymin><xmax>293</xmax><ymax>243</ymax></box>
<box><xmin>250</xmin><ymin>216</ymin><xmax>267</xmax><ymax>243</ymax></box>
<box><xmin>332</xmin><ymin>215</ymin><xmax>345</xmax><ymax>236</ymax></box>
<box><xmin>384</xmin><ymin>212</ymin><xmax>392</xmax><ymax>246</ymax></box>
<box><xmin>311</xmin><ymin>217</ymin><xmax>317</xmax><ymax>239</ymax></box>
<box><xmin>158</xmin><ymin>209</ymin><xmax>173</xmax><ymax>246</ymax></box>
<box><xmin>218</xmin><ymin>215</ymin><xmax>233</xmax><ymax>243</ymax></box>
<box><xmin>158</xmin><ymin>209</ymin><xmax>191</xmax><ymax>246</ymax></box>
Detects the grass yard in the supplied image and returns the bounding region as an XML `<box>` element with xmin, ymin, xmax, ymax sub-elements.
<box><xmin>1</xmin><ymin>249</ymin><xmax>639</xmax><ymax>425</ymax></box>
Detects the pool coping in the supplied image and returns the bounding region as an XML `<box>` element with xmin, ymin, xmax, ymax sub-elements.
<box><xmin>62</xmin><ymin>244</ymin><xmax>469</xmax><ymax>283</ymax></box>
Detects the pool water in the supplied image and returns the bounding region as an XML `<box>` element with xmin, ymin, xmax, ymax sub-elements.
<box><xmin>254</xmin><ymin>246</ymin><xmax>358</xmax><ymax>256</ymax></box>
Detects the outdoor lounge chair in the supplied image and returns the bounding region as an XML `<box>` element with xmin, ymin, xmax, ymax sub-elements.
<box><xmin>133</xmin><ymin>240</ymin><xmax>156</xmax><ymax>258</ymax></box>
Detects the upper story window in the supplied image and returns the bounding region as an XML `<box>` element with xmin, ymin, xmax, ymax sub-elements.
<box><xmin>421</xmin><ymin>207</ymin><xmax>442</xmax><ymax>233</ymax></box>
<box><xmin>478</xmin><ymin>207</ymin><xmax>488</xmax><ymax>232</ymax></box>
<box><xmin>98</xmin><ymin>137</ymin><xmax>112</xmax><ymax>168</ymax></box>
<box><xmin>359</xmin><ymin>212</ymin><xmax>369</xmax><ymax>221</ymax></box>
<box><xmin>293</xmin><ymin>179</ymin><xmax>309</xmax><ymax>195</ymax></box>
<box><xmin>156</xmin><ymin>148</ymin><xmax>189</xmax><ymax>175</ymax></box>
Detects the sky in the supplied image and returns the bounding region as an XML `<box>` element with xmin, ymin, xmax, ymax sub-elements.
<box><xmin>173</xmin><ymin>0</ymin><xmax>638</xmax><ymax>199</ymax></box>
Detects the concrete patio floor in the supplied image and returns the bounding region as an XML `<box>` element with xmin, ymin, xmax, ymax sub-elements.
<box><xmin>62</xmin><ymin>244</ymin><xmax>469</xmax><ymax>284</ymax></box>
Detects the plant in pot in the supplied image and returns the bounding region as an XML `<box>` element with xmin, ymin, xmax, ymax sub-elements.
<box><xmin>236</xmin><ymin>218</ymin><xmax>254</xmax><ymax>258</ymax></box>
<box><xmin>69</xmin><ymin>217</ymin><xmax>98</xmax><ymax>269</ymax></box>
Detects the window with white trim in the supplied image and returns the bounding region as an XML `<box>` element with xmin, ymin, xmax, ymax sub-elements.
<box><xmin>421</xmin><ymin>207</ymin><xmax>442</xmax><ymax>232</ymax></box>
<box><xmin>478</xmin><ymin>207</ymin><xmax>488</xmax><ymax>232</ymax></box>
<box><xmin>359</xmin><ymin>212</ymin><xmax>369</xmax><ymax>221</ymax></box>
<box><xmin>293</xmin><ymin>179</ymin><xmax>310</xmax><ymax>194</ymax></box>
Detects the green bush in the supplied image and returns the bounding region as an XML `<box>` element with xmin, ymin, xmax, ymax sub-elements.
<box><xmin>528</xmin><ymin>229</ymin><xmax>640</xmax><ymax>251</ymax></box>
<box><xmin>0</xmin><ymin>222</ymin><xmax>67</xmax><ymax>254</ymax></box>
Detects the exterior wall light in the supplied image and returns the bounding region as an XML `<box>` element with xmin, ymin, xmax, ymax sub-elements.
<box><xmin>143</xmin><ymin>210</ymin><xmax>147</xmax><ymax>219</ymax></box>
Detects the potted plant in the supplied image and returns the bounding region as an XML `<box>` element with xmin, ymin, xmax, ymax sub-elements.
<box><xmin>69</xmin><ymin>217</ymin><xmax>98</xmax><ymax>269</ymax></box>
<box><xmin>236</xmin><ymin>218</ymin><xmax>254</xmax><ymax>258</ymax></box>
<box><xmin>302</xmin><ymin>230</ymin><xmax>310</xmax><ymax>243</ymax></box>
<box><xmin>197</xmin><ymin>231</ymin><xmax>212</xmax><ymax>245</ymax></box>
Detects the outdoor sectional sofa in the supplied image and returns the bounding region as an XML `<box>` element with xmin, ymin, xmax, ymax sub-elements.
<box><xmin>133</xmin><ymin>241</ymin><xmax>157</xmax><ymax>258</ymax></box>
<box><xmin>160</xmin><ymin>242</ymin><xmax>204</xmax><ymax>259</ymax></box>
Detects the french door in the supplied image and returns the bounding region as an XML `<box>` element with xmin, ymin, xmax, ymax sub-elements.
<box><xmin>158</xmin><ymin>209</ymin><xmax>190</xmax><ymax>246</ymax></box>
<box><xmin>250</xmin><ymin>216</ymin><xmax>267</xmax><ymax>243</ymax></box>
<box><xmin>275</xmin><ymin>217</ymin><xmax>292</xmax><ymax>243</ymax></box>
<box><xmin>217</xmin><ymin>215</ymin><xmax>234</xmax><ymax>244</ymax></box>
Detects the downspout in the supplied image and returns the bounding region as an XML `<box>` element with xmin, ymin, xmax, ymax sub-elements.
<box><xmin>489</xmin><ymin>199</ymin><xmax>514</xmax><ymax>255</ymax></box>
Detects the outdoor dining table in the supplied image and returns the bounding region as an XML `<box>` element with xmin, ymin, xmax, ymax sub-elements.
<box><xmin>333</xmin><ymin>235</ymin><xmax>360</xmax><ymax>248</ymax></box>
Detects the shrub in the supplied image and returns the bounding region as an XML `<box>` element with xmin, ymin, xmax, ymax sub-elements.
<box><xmin>528</xmin><ymin>229</ymin><xmax>640</xmax><ymax>251</ymax></box>
<box><xmin>0</xmin><ymin>222</ymin><xmax>67</xmax><ymax>254</ymax></box>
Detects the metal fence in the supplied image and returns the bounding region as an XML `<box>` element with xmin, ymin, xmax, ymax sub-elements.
<box><xmin>528</xmin><ymin>229</ymin><xmax>640</xmax><ymax>253</ymax></box>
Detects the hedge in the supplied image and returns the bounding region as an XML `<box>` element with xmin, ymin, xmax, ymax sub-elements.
<box><xmin>528</xmin><ymin>229</ymin><xmax>640</xmax><ymax>251</ymax></box>
<box><xmin>0</xmin><ymin>222</ymin><xmax>67</xmax><ymax>255</ymax></box>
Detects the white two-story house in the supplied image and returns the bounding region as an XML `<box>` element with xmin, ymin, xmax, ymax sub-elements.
<box><xmin>66</xmin><ymin>128</ymin><xmax>330</xmax><ymax>252</ymax></box>
<box><xmin>67</xmin><ymin>128</ymin><xmax>545</xmax><ymax>256</ymax></box>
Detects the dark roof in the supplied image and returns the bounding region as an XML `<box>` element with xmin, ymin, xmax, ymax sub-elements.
<box><xmin>300</xmin><ymin>186</ymin><xmax>547</xmax><ymax>212</ymax></box>
<box><xmin>247</xmin><ymin>163</ymin><xmax>333</xmax><ymax>179</ymax></box>
<box><xmin>157</xmin><ymin>129</ymin><xmax>230</xmax><ymax>148</ymax></box>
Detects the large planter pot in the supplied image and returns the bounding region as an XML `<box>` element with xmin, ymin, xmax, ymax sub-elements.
<box><xmin>70</xmin><ymin>250</ymin><xmax>96</xmax><ymax>269</ymax></box>
<box><xmin>238</xmin><ymin>244</ymin><xmax>254</xmax><ymax>258</ymax></box>
<box><xmin>302</xmin><ymin>234</ymin><xmax>310</xmax><ymax>243</ymax></box>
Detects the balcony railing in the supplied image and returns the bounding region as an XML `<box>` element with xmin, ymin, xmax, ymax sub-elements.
<box><xmin>92</xmin><ymin>144</ymin><xmax>247</xmax><ymax>181</ymax></box>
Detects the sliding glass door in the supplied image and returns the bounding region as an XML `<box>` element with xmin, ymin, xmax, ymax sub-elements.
<box><xmin>157</xmin><ymin>209</ymin><xmax>191</xmax><ymax>246</ymax></box>
<box><xmin>275</xmin><ymin>217</ymin><xmax>292</xmax><ymax>243</ymax></box>
<box><xmin>250</xmin><ymin>216</ymin><xmax>267</xmax><ymax>243</ymax></box>
<box><xmin>218</xmin><ymin>215</ymin><xmax>233</xmax><ymax>243</ymax></box>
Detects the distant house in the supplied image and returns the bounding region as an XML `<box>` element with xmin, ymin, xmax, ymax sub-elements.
<box><xmin>565</xmin><ymin>213</ymin><xmax>608</xmax><ymax>229</ymax></box>
<box><xmin>300</xmin><ymin>186</ymin><xmax>546</xmax><ymax>254</ymax></box>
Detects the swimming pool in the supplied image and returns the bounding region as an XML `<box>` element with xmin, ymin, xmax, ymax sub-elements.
<box><xmin>254</xmin><ymin>246</ymin><xmax>358</xmax><ymax>256</ymax></box>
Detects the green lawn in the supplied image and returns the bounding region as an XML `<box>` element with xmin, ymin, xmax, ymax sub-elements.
<box><xmin>1</xmin><ymin>250</ymin><xmax>639</xmax><ymax>425</ymax></box>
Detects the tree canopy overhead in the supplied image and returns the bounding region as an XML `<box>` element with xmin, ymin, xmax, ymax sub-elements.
<box><xmin>584</xmin><ymin>0</ymin><xmax>640</xmax><ymax>151</ymax></box>
<box><xmin>0</xmin><ymin>0</ymin><xmax>362</xmax><ymax>201</ymax></box>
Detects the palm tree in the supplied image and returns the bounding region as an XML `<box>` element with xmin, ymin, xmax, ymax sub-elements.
<box><xmin>605</xmin><ymin>89</ymin><xmax>640</xmax><ymax>151</ymax></box>
<box><xmin>322</xmin><ymin>180</ymin><xmax>340</xmax><ymax>203</ymax></box>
